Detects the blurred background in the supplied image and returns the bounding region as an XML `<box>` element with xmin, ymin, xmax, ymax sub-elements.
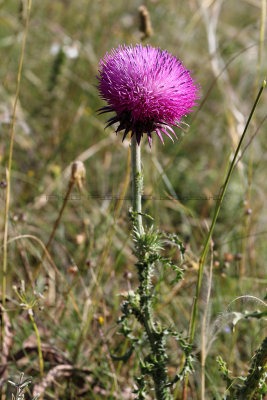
<box><xmin>0</xmin><ymin>0</ymin><xmax>266</xmax><ymax>398</ymax></box>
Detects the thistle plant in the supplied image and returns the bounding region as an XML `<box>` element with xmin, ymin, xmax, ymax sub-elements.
<box><xmin>8</xmin><ymin>372</ymin><xmax>39</xmax><ymax>400</ymax></box>
<box><xmin>97</xmin><ymin>44</ymin><xmax>199</xmax><ymax>399</ymax></box>
<box><xmin>217</xmin><ymin>336</ymin><xmax>267</xmax><ymax>399</ymax></box>
<box><xmin>97</xmin><ymin>44</ymin><xmax>199</xmax><ymax>147</ymax></box>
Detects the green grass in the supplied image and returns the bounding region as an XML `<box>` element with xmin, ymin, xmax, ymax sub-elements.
<box><xmin>0</xmin><ymin>0</ymin><xmax>266</xmax><ymax>399</ymax></box>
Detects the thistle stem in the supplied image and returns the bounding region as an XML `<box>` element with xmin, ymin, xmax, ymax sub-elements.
<box><xmin>131</xmin><ymin>136</ymin><xmax>171</xmax><ymax>400</ymax></box>
<box><xmin>236</xmin><ymin>336</ymin><xmax>267</xmax><ymax>399</ymax></box>
<box><xmin>131</xmin><ymin>135</ymin><xmax>144</xmax><ymax>235</ymax></box>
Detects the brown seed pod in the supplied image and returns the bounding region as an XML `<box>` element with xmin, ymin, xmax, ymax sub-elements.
<box><xmin>139</xmin><ymin>5</ymin><xmax>153</xmax><ymax>40</ymax></box>
<box><xmin>70</xmin><ymin>161</ymin><xmax>86</xmax><ymax>189</ymax></box>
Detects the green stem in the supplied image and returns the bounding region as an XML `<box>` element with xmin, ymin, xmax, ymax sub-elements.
<box><xmin>131</xmin><ymin>136</ymin><xmax>171</xmax><ymax>399</ymax></box>
<box><xmin>2</xmin><ymin>0</ymin><xmax>32</xmax><ymax>308</ymax></box>
<box><xmin>131</xmin><ymin>135</ymin><xmax>144</xmax><ymax>235</ymax></box>
<box><xmin>183</xmin><ymin>79</ymin><xmax>265</xmax><ymax>399</ymax></box>
<box><xmin>189</xmin><ymin>79</ymin><xmax>266</xmax><ymax>345</ymax></box>
<box><xmin>1</xmin><ymin>0</ymin><xmax>32</xmax><ymax>361</ymax></box>
<box><xmin>137</xmin><ymin>260</ymin><xmax>171</xmax><ymax>400</ymax></box>
<box><xmin>29</xmin><ymin>310</ymin><xmax>44</xmax><ymax>377</ymax></box>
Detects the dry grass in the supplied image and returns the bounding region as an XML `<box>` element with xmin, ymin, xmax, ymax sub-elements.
<box><xmin>0</xmin><ymin>0</ymin><xmax>266</xmax><ymax>399</ymax></box>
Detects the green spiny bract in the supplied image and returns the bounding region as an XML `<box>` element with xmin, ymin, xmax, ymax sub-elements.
<box><xmin>133</xmin><ymin>226</ymin><xmax>164</xmax><ymax>259</ymax></box>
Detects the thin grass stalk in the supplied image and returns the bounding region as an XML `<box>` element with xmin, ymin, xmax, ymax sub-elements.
<box><xmin>200</xmin><ymin>243</ymin><xmax>214</xmax><ymax>400</ymax></box>
<box><xmin>111</xmin><ymin>338</ymin><xmax>130</xmax><ymax>396</ymax></box>
<box><xmin>189</xmin><ymin>79</ymin><xmax>266</xmax><ymax>345</ymax></box>
<box><xmin>28</xmin><ymin>310</ymin><xmax>44</xmax><ymax>377</ymax></box>
<box><xmin>33</xmin><ymin>179</ymin><xmax>75</xmax><ymax>281</ymax></box>
<box><xmin>13</xmin><ymin>283</ymin><xmax>44</xmax><ymax>378</ymax></box>
<box><xmin>240</xmin><ymin>150</ymin><xmax>253</xmax><ymax>276</ymax></box>
<box><xmin>182</xmin><ymin>79</ymin><xmax>266</xmax><ymax>399</ymax></box>
<box><xmin>6</xmin><ymin>234</ymin><xmax>82</xmax><ymax>320</ymax></box>
<box><xmin>93</xmin><ymin>146</ymin><xmax>131</xmax><ymax>290</ymax></box>
<box><xmin>34</xmin><ymin>161</ymin><xmax>86</xmax><ymax>304</ymax></box>
<box><xmin>72</xmin><ymin>150</ymin><xmax>131</xmax><ymax>365</ymax></box>
<box><xmin>98</xmin><ymin>326</ymin><xmax>119</xmax><ymax>395</ymax></box>
<box><xmin>45</xmin><ymin>180</ymin><xmax>75</xmax><ymax>252</ymax></box>
<box><xmin>241</xmin><ymin>0</ymin><xmax>267</xmax><ymax>275</ymax></box>
<box><xmin>255</xmin><ymin>0</ymin><xmax>266</xmax><ymax>91</ymax></box>
<box><xmin>1</xmin><ymin>0</ymin><xmax>32</xmax><ymax>352</ymax></box>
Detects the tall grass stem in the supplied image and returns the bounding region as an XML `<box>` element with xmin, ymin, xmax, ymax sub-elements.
<box><xmin>1</xmin><ymin>0</ymin><xmax>32</xmax><ymax>347</ymax></box>
<box><xmin>34</xmin><ymin>179</ymin><xmax>75</xmax><ymax>282</ymax></box>
<box><xmin>200</xmin><ymin>243</ymin><xmax>214</xmax><ymax>400</ymax></box>
<box><xmin>189</xmin><ymin>79</ymin><xmax>266</xmax><ymax>345</ymax></box>
<box><xmin>182</xmin><ymin>79</ymin><xmax>266</xmax><ymax>400</ymax></box>
<box><xmin>28</xmin><ymin>310</ymin><xmax>44</xmax><ymax>377</ymax></box>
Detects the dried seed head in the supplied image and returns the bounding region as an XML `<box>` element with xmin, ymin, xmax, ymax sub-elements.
<box><xmin>139</xmin><ymin>5</ymin><xmax>153</xmax><ymax>40</ymax></box>
<box><xmin>70</xmin><ymin>161</ymin><xmax>86</xmax><ymax>189</ymax></box>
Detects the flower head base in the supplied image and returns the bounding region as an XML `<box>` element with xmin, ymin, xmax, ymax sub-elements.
<box><xmin>97</xmin><ymin>44</ymin><xmax>200</xmax><ymax>147</ymax></box>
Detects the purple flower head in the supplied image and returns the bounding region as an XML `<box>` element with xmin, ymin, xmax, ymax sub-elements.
<box><xmin>97</xmin><ymin>44</ymin><xmax>200</xmax><ymax>147</ymax></box>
